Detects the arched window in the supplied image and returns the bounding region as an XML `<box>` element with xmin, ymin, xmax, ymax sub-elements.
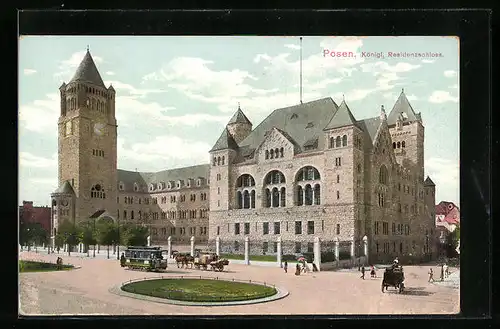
<box><xmin>212</xmin><ymin>157</ymin><xmax>216</xmax><ymax>166</ymax></box>
<box><xmin>330</xmin><ymin>137</ymin><xmax>335</xmax><ymax>148</ymax></box>
<box><xmin>295</xmin><ymin>166</ymin><xmax>321</xmax><ymax>206</ymax></box>
<box><xmin>336</xmin><ymin>136</ymin><xmax>341</xmax><ymax>147</ymax></box>
<box><xmin>263</xmin><ymin>170</ymin><xmax>286</xmax><ymax>208</ymax></box>
<box><xmin>397</xmin><ymin>142</ymin><xmax>401</xmax><ymax>148</ymax></box>
<box><xmin>314</xmin><ymin>184</ymin><xmax>321</xmax><ymax>205</ymax></box>
<box><xmin>297</xmin><ymin>186</ymin><xmax>304</xmax><ymax>206</ymax></box>
<box><xmin>131</xmin><ymin>211</ymin><xmax>134</xmax><ymax>220</ymax></box>
<box><xmin>393</xmin><ymin>142</ymin><xmax>396</xmax><ymax>149</ymax></box>
<box><xmin>304</xmin><ymin>184</ymin><xmax>313</xmax><ymax>205</ymax></box>
<box><xmin>379</xmin><ymin>165</ymin><xmax>388</xmax><ymax>185</ymax></box>
<box><xmin>342</xmin><ymin>135</ymin><xmax>347</xmax><ymax>147</ymax></box>
<box><xmin>265</xmin><ymin>150</ymin><xmax>269</xmax><ymax>159</ymax></box>
<box><xmin>217</xmin><ymin>157</ymin><xmax>221</xmax><ymax>165</ymax></box>
<box><xmin>270</xmin><ymin>149</ymin><xmax>274</xmax><ymax>159</ymax></box>
<box><xmin>280</xmin><ymin>147</ymin><xmax>284</xmax><ymax>157</ymax></box>
<box><xmin>123</xmin><ymin>210</ymin><xmax>127</xmax><ymax>219</ymax></box>
<box><xmin>275</xmin><ymin>148</ymin><xmax>279</xmax><ymax>157</ymax></box>
<box><xmin>402</xmin><ymin>141</ymin><xmax>406</xmax><ymax>148</ymax></box>
<box><xmin>91</xmin><ymin>184</ymin><xmax>105</xmax><ymax>199</ymax></box>
<box><xmin>222</xmin><ymin>156</ymin><xmax>225</xmax><ymax>165</ymax></box>
<box><xmin>235</xmin><ymin>174</ymin><xmax>256</xmax><ymax>209</ymax></box>
<box><xmin>296</xmin><ymin>166</ymin><xmax>320</xmax><ymax>182</ymax></box>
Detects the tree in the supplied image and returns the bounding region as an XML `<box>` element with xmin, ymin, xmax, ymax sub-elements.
<box><xmin>96</xmin><ymin>220</ymin><xmax>118</xmax><ymax>259</ymax></box>
<box><xmin>58</xmin><ymin>220</ymin><xmax>81</xmax><ymax>256</ymax></box>
<box><xmin>122</xmin><ymin>225</ymin><xmax>149</xmax><ymax>246</ymax></box>
<box><xmin>78</xmin><ymin>220</ymin><xmax>97</xmax><ymax>257</ymax></box>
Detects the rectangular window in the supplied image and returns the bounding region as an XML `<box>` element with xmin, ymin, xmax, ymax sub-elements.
<box><xmin>337</xmin><ymin>191</ymin><xmax>340</xmax><ymax>199</ymax></box>
<box><xmin>337</xmin><ymin>174</ymin><xmax>340</xmax><ymax>183</ymax></box>
<box><xmin>295</xmin><ymin>221</ymin><xmax>302</xmax><ymax>234</ymax></box>
<box><xmin>217</xmin><ymin>226</ymin><xmax>220</xmax><ymax>235</ymax></box>
<box><xmin>263</xmin><ymin>242</ymin><xmax>268</xmax><ymax>253</ymax></box>
<box><xmin>244</xmin><ymin>223</ymin><xmax>250</xmax><ymax>235</ymax></box>
<box><xmin>234</xmin><ymin>223</ymin><xmax>240</xmax><ymax>235</ymax></box>
<box><xmin>336</xmin><ymin>224</ymin><xmax>340</xmax><ymax>235</ymax></box>
<box><xmin>307</xmin><ymin>242</ymin><xmax>314</xmax><ymax>253</ymax></box>
<box><xmin>295</xmin><ymin>242</ymin><xmax>301</xmax><ymax>254</ymax></box>
<box><xmin>271</xmin><ymin>222</ymin><xmax>279</xmax><ymax>235</ymax></box>
<box><xmin>263</xmin><ymin>222</ymin><xmax>269</xmax><ymax>235</ymax></box>
<box><xmin>307</xmin><ymin>221</ymin><xmax>314</xmax><ymax>234</ymax></box>
<box><xmin>322</xmin><ymin>220</ymin><xmax>324</xmax><ymax>232</ymax></box>
<box><xmin>273</xmin><ymin>242</ymin><xmax>278</xmax><ymax>253</ymax></box>
<box><xmin>392</xmin><ymin>223</ymin><xmax>396</xmax><ymax>234</ymax></box>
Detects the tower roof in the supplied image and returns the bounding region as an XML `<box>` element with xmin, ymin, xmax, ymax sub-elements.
<box><xmin>387</xmin><ymin>89</ymin><xmax>419</xmax><ymax>125</ymax></box>
<box><xmin>69</xmin><ymin>50</ymin><xmax>106</xmax><ymax>88</ymax></box>
<box><xmin>424</xmin><ymin>176</ymin><xmax>436</xmax><ymax>186</ymax></box>
<box><xmin>227</xmin><ymin>106</ymin><xmax>252</xmax><ymax>125</ymax></box>
<box><xmin>210</xmin><ymin>128</ymin><xmax>239</xmax><ymax>152</ymax></box>
<box><xmin>323</xmin><ymin>100</ymin><xmax>358</xmax><ymax>130</ymax></box>
<box><xmin>52</xmin><ymin>180</ymin><xmax>75</xmax><ymax>195</ymax></box>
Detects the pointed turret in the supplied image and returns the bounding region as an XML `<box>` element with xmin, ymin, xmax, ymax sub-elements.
<box><xmin>69</xmin><ymin>50</ymin><xmax>105</xmax><ymax>88</ymax></box>
<box><xmin>323</xmin><ymin>99</ymin><xmax>357</xmax><ymax>130</ymax></box>
<box><xmin>424</xmin><ymin>176</ymin><xmax>436</xmax><ymax>187</ymax></box>
<box><xmin>210</xmin><ymin>128</ymin><xmax>239</xmax><ymax>152</ymax></box>
<box><xmin>226</xmin><ymin>103</ymin><xmax>253</xmax><ymax>144</ymax></box>
<box><xmin>380</xmin><ymin>105</ymin><xmax>387</xmax><ymax>121</ymax></box>
<box><xmin>387</xmin><ymin>89</ymin><xmax>419</xmax><ymax>125</ymax></box>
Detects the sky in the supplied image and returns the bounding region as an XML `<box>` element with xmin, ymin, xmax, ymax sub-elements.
<box><xmin>18</xmin><ymin>36</ymin><xmax>459</xmax><ymax>207</ymax></box>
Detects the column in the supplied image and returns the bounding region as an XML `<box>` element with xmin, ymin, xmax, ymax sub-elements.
<box><xmin>314</xmin><ymin>236</ymin><xmax>321</xmax><ymax>271</ymax></box>
<box><xmin>334</xmin><ymin>237</ymin><xmax>339</xmax><ymax>265</ymax></box>
<box><xmin>167</xmin><ymin>236</ymin><xmax>172</xmax><ymax>259</ymax></box>
<box><xmin>215</xmin><ymin>236</ymin><xmax>220</xmax><ymax>256</ymax></box>
<box><xmin>278</xmin><ymin>191</ymin><xmax>281</xmax><ymax>207</ymax></box>
<box><xmin>363</xmin><ymin>235</ymin><xmax>369</xmax><ymax>265</ymax></box>
<box><xmin>147</xmin><ymin>236</ymin><xmax>151</xmax><ymax>247</ymax></box>
<box><xmin>312</xmin><ymin>189</ymin><xmax>316</xmax><ymax>206</ymax></box>
<box><xmin>276</xmin><ymin>236</ymin><xmax>282</xmax><ymax>268</ymax></box>
<box><xmin>190</xmin><ymin>236</ymin><xmax>195</xmax><ymax>256</ymax></box>
<box><xmin>350</xmin><ymin>237</ymin><xmax>355</xmax><ymax>259</ymax></box>
<box><xmin>242</xmin><ymin>192</ymin><xmax>246</xmax><ymax>209</ymax></box>
<box><xmin>302</xmin><ymin>187</ymin><xmax>306</xmax><ymax>206</ymax></box>
<box><xmin>270</xmin><ymin>190</ymin><xmax>274</xmax><ymax>208</ymax></box>
<box><xmin>244</xmin><ymin>236</ymin><xmax>250</xmax><ymax>265</ymax></box>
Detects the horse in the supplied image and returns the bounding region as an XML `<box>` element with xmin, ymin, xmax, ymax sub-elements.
<box><xmin>175</xmin><ymin>255</ymin><xmax>186</xmax><ymax>268</ymax></box>
<box><xmin>184</xmin><ymin>255</ymin><xmax>195</xmax><ymax>269</ymax></box>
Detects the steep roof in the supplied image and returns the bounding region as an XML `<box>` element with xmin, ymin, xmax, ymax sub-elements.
<box><xmin>117</xmin><ymin>164</ymin><xmax>210</xmax><ymax>193</ymax></box>
<box><xmin>238</xmin><ymin>97</ymin><xmax>339</xmax><ymax>153</ymax></box>
<box><xmin>323</xmin><ymin>100</ymin><xmax>358</xmax><ymax>130</ymax></box>
<box><xmin>424</xmin><ymin>176</ymin><xmax>436</xmax><ymax>186</ymax></box>
<box><xmin>227</xmin><ymin>107</ymin><xmax>252</xmax><ymax>125</ymax></box>
<box><xmin>69</xmin><ymin>50</ymin><xmax>106</xmax><ymax>88</ymax></box>
<box><xmin>387</xmin><ymin>89</ymin><xmax>419</xmax><ymax>125</ymax></box>
<box><xmin>52</xmin><ymin>181</ymin><xmax>75</xmax><ymax>195</ymax></box>
<box><xmin>210</xmin><ymin>128</ymin><xmax>239</xmax><ymax>152</ymax></box>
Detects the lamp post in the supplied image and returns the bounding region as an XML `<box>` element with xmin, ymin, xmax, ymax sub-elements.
<box><xmin>116</xmin><ymin>217</ymin><xmax>120</xmax><ymax>260</ymax></box>
<box><xmin>93</xmin><ymin>218</ymin><xmax>96</xmax><ymax>258</ymax></box>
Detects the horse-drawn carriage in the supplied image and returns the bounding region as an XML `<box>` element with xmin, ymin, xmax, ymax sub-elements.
<box><xmin>382</xmin><ymin>265</ymin><xmax>405</xmax><ymax>293</ymax></box>
<box><xmin>175</xmin><ymin>251</ymin><xmax>229</xmax><ymax>272</ymax></box>
<box><xmin>121</xmin><ymin>246</ymin><xmax>168</xmax><ymax>272</ymax></box>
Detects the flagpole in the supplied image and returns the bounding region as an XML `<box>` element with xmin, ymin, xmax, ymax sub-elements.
<box><xmin>300</xmin><ymin>37</ymin><xmax>303</xmax><ymax>104</ymax></box>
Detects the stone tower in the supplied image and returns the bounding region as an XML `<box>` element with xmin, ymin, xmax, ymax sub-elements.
<box><xmin>226</xmin><ymin>104</ymin><xmax>252</xmax><ymax>144</ymax></box>
<box><xmin>387</xmin><ymin>89</ymin><xmax>425</xmax><ymax>180</ymax></box>
<box><xmin>52</xmin><ymin>49</ymin><xmax>118</xmax><ymax>227</ymax></box>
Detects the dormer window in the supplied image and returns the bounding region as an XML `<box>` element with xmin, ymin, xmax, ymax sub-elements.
<box><xmin>197</xmin><ymin>179</ymin><xmax>201</xmax><ymax>186</ymax></box>
<box><xmin>306</xmin><ymin>122</ymin><xmax>314</xmax><ymax>128</ymax></box>
<box><xmin>149</xmin><ymin>184</ymin><xmax>155</xmax><ymax>192</ymax></box>
<box><xmin>291</xmin><ymin>113</ymin><xmax>298</xmax><ymax>119</ymax></box>
<box><xmin>119</xmin><ymin>182</ymin><xmax>124</xmax><ymax>191</ymax></box>
<box><xmin>134</xmin><ymin>183</ymin><xmax>139</xmax><ymax>192</ymax></box>
<box><xmin>401</xmin><ymin>112</ymin><xmax>408</xmax><ymax>120</ymax></box>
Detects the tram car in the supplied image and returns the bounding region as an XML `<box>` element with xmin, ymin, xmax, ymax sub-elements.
<box><xmin>121</xmin><ymin>246</ymin><xmax>168</xmax><ymax>272</ymax></box>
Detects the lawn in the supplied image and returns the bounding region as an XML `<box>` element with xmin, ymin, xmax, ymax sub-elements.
<box><xmin>19</xmin><ymin>260</ymin><xmax>74</xmax><ymax>273</ymax></box>
<box><xmin>121</xmin><ymin>278</ymin><xmax>277</xmax><ymax>302</ymax></box>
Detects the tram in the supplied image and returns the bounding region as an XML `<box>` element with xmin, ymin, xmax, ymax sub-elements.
<box><xmin>121</xmin><ymin>246</ymin><xmax>168</xmax><ymax>272</ymax></box>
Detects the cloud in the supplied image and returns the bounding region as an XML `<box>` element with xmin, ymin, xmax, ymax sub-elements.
<box><xmin>118</xmin><ymin>136</ymin><xmax>211</xmax><ymax>170</ymax></box>
<box><xmin>426</xmin><ymin>157</ymin><xmax>459</xmax><ymax>204</ymax></box>
<box><xmin>23</xmin><ymin>69</ymin><xmax>37</xmax><ymax>75</ymax></box>
<box><xmin>104</xmin><ymin>80</ymin><xmax>167</xmax><ymax>98</ymax></box>
<box><xmin>19</xmin><ymin>152</ymin><xmax>57</xmax><ymax>168</ymax></box>
<box><xmin>444</xmin><ymin>70</ymin><xmax>457</xmax><ymax>78</ymax></box>
<box><xmin>159</xmin><ymin>113</ymin><xmax>230</xmax><ymax>126</ymax></box>
<box><xmin>421</xmin><ymin>59</ymin><xmax>435</xmax><ymax>64</ymax></box>
<box><xmin>449</xmin><ymin>84</ymin><xmax>458</xmax><ymax>89</ymax></box>
<box><xmin>383</xmin><ymin>92</ymin><xmax>418</xmax><ymax>101</ymax></box>
<box><xmin>18</xmin><ymin>93</ymin><xmax>59</xmax><ymax>133</ymax></box>
<box><xmin>54</xmin><ymin>50</ymin><xmax>104</xmax><ymax>81</ymax></box>
<box><xmin>284</xmin><ymin>44</ymin><xmax>301</xmax><ymax>50</ymax></box>
<box><xmin>428</xmin><ymin>91</ymin><xmax>458</xmax><ymax>103</ymax></box>
<box><xmin>106</xmin><ymin>71</ymin><xmax>115</xmax><ymax>76</ymax></box>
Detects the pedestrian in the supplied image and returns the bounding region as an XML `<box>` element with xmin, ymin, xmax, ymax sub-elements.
<box><xmin>440</xmin><ymin>264</ymin><xmax>444</xmax><ymax>281</ymax></box>
<box><xmin>295</xmin><ymin>263</ymin><xmax>301</xmax><ymax>276</ymax></box>
<box><xmin>428</xmin><ymin>268</ymin><xmax>434</xmax><ymax>282</ymax></box>
<box><xmin>443</xmin><ymin>263</ymin><xmax>449</xmax><ymax>278</ymax></box>
<box><xmin>370</xmin><ymin>265</ymin><xmax>376</xmax><ymax>278</ymax></box>
<box><xmin>284</xmin><ymin>261</ymin><xmax>288</xmax><ymax>273</ymax></box>
<box><xmin>360</xmin><ymin>265</ymin><xmax>365</xmax><ymax>280</ymax></box>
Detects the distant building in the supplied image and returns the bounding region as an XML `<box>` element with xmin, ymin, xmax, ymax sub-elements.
<box><xmin>19</xmin><ymin>201</ymin><xmax>51</xmax><ymax>233</ymax></box>
<box><xmin>435</xmin><ymin>201</ymin><xmax>460</xmax><ymax>241</ymax></box>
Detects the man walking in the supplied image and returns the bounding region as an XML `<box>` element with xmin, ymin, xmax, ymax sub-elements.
<box><xmin>360</xmin><ymin>265</ymin><xmax>365</xmax><ymax>280</ymax></box>
<box><xmin>284</xmin><ymin>261</ymin><xmax>288</xmax><ymax>273</ymax></box>
<box><xmin>428</xmin><ymin>268</ymin><xmax>434</xmax><ymax>282</ymax></box>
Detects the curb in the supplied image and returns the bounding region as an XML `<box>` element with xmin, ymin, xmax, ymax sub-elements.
<box><xmin>108</xmin><ymin>280</ymin><xmax>289</xmax><ymax>307</ymax></box>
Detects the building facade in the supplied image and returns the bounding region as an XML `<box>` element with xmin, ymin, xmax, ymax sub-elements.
<box><xmin>208</xmin><ymin>95</ymin><xmax>437</xmax><ymax>263</ymax></box>
<box><xmin>50</xmin><ymin>50</ymin><xmax>210</xmax><ymax>244</ymax></box>
<box><xmin>51</xmin><ymin>50</ymin><xmax>437</xmax><ymax>263</ymax></box>
<box><xmin>19</xmin><ymin>201</ymin><xmax>51</xmax><ymax>233</ymax></box>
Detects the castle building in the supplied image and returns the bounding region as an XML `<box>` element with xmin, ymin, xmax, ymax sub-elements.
<box><xmin>50</xmin><ymin>50</ymin><xmax>210</xmax><ymax>244</ymax></box>
<box><xmin>50</xmin><ymin>50</ymin><xmax>437</xmax><ymax>263</ymax></box>
<box><xmin>208</xmin><ymin>94</ymin><xmax>437</xmax><ymax>263</ymax></box>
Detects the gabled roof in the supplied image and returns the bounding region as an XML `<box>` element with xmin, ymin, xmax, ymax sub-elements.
<box><xmin>210</xmin><ymin>128</ymin><xmax>239</xmax><ymax>152</ymax></box>
<box><xmin>227</xmin><ymin>107</ymin><xmax>252</xmax><ymax>125</ymax></box>
<box><xmin>356</xmin><ymin>116</ymin><xmax>381</xmax><ymax>152</ymax></box>
<box><xmin>69</xmin><ymin>50</ymin><xmax>106</xmax><ymax>88</ymax></box>
<box><xmin>424</xmin><ymin>176</ymin><xmax>436</xmax><ymax>186</ymax></box>
<box><xmin>117</xmin><ymin>164</ymin><xmax>210</xmax><ymax>193</ymax></box>
<box><xmin>238</xmin><ymin>97</ymin><xmax>339</xmax><ymax>153</ymax></box>
<box><xmin>323</xmin><ymin>100</ymin><xmax>358</xmax><ymax>130</ymax></box>
<box><xmin>52</xmin><ymin>181</ymin><xmax>75</xmax><ymax>195</ymax></box>
<box><xmin>387</xmin><ymin>89</ymin><xmax>419</xmax><ymax>125</ymax></box>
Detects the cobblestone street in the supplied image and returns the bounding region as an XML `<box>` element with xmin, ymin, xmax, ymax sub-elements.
<box><xmin>19</xmin><ymin>251</ymin><xmax>459</xmax><ymax>315</ymax></box>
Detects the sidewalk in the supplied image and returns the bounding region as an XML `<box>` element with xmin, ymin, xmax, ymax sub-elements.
<box><xmin>432</xmin><ymin>270</ymin><xmax>460</xmax><ymax>289</ymax></box>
